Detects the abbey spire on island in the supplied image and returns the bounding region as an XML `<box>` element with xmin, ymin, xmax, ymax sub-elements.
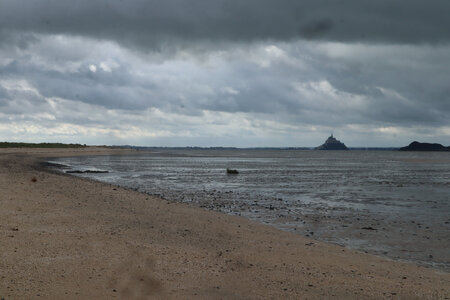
<box><xmin>315</xmin><ymin>134</ymin><xmax>349</xmax><ymax>150</ymax></box>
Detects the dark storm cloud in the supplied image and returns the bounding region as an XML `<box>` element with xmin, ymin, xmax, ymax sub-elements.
<box><xmin>304</xmin><ymin>43</ymin><xmax>450</xmax><ymax>125</ymax></box>
<box><xmin>0</xmin><ymin>30</ymin><xmax>38</xmax><ymax>50</ymax></box>
<box><xmin>1</xmin><ymin>0</ymin><xmax>449</xmax><ymax>50</ymax></box>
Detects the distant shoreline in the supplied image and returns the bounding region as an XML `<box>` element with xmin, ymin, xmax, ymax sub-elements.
<box><xmin>3</xmin><ymin>141</ymin><xmax>448</xmax><ymax>151</ymax></box>
<box><xmin>117</xmin><ymin>145</ymin><xmax>401</xmax><ymax>151</ymax></box>
<box><xmin>0</xmin><ymin>142</ymin><xmax>87</xmax><ymax>148</ymax></box>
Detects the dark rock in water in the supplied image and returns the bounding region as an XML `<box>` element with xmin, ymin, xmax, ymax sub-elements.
<box><xmin>66</xmin><ymin>170</ymin><xmax>109</xmax><ymax>174</ymax></box>
<box><xmin>361</xmin><ymin>226</ymin><xmax>377</xmax><ymax>230</ymax></box>
<box><xmin>226</xmin><ymin>168</ymin><xmax>239</xmax><ymax>174</ymax></box>
<box><xmin>84</xmin><ymin>170</ymin><xmax>109</xmax><ymax>173</ymax></box>
<box><xmin>315</xmin><ymin>134</ymin><xmax>349</xmax><ymax>150</ymax></box>
<box><xmin>399</xmin><ymin>141</ymin><xmax>450</xmax><ymax>151</ymax></box>
<box><xmin>66</xmin><ymin>170</ymin><xmax>84</xmax><ymax>174</ymax></box>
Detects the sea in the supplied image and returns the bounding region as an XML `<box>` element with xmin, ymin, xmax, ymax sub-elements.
<box><xmin>47</xmin><ymin>149</ymin><xmax>450</xmax><ymax>271</ymax></box>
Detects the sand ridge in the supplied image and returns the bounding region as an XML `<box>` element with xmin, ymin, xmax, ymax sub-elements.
<box><xmin>0</xmin><ymin>148</ymin><xmax>449</xmax><ymax>299</ymax></box>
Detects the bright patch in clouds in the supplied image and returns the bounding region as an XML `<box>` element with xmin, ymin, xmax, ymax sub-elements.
<box><xmin>99</xmin><ymin>62</ymin><xmax>112</xmax><ymax>72</ymax></box>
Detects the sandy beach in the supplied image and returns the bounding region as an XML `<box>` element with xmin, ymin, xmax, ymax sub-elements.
<box><xmin>1</xmin><ymin>148</ymin><xmax>449</xmax><ymax>299</ymax></box>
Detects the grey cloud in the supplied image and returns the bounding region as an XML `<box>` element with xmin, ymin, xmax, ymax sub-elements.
<box><xmin>1</xmin><ymin>35</ymin><xmax>449</xmax><ymax>147</ymax></box>
<box><xmin>2</xmin><ymin>1</ymin><xmax>449</xmax><ymax>147</ymax></box>
<box><xmin>0</xmin><ymin>84</ymin><xmax>8</xmax><ymax>99</ymax></box>
<box><xmin>0</xmin><ymin>92</ymin><xmax>46</xmax><ymax>116</ymax></box>
<box><xmin>1</xmin><ymin>58</ymin><xmax>150</xmax><ymax>110</ymax></box>
<box><xmin>0</xmin><ymin>30</ymin><xmax>38</xmax><ymax>50</ymax></box>
<box><xmin>1</xmin><ymin>0</ymin><xmax>449</xmax><ymax>52</ymax></box>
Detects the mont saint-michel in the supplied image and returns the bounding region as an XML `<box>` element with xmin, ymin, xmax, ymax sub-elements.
<box><xmin>315</xmin><ymin>134</ymin><xmax>349</xmax><ymax>150</ymax></box>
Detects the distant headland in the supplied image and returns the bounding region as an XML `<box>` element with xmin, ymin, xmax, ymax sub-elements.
<box><xmin>399</xmin><ymin>141</ymin><xmax>450</xmax><ymax>151</ymax></box>
<box><xmin>0</xmin><ymin>142</ymin><xmax>87</xmax><ymax>148</ymax></box>
<box><xmin>315</xmin><ymin>134</ymin><xmax>349</xmax><ymax>150</ymax></box>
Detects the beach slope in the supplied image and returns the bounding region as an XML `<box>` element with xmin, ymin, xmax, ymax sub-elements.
<box><xmin>0</xmin><ymin>148</ymin><xmax>449</xmax><ymax>299</ymax></box>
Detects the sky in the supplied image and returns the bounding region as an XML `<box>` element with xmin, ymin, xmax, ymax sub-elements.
<box><xmin>1</xmin><ymin>0</ymin><xmax>449</xmax><ymax>147</ymax></box>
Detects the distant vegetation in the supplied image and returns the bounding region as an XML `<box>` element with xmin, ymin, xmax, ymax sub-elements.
<box><xmin>0</xmin><ymin>142</ymin><xmax>87</xmax><ymax>148</ymax></box>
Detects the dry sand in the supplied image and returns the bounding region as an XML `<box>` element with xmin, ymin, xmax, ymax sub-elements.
<box><xmin>0</xmin><ymin>148</ymin><xmax>449</xmax><ymax>299</ymax></box>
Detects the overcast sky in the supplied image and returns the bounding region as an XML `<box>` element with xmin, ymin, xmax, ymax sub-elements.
<box><xmin>1</xmin><ymin>0</ymin><xmax>449</xmax><ymax>147</ymax></box>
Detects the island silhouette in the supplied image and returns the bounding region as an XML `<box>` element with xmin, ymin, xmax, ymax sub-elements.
<box><xmin>399</xmin><ymin>141</ymin><xmax>450</xmax><ymax>151</ymax></box>
<box><xmin>315</xmin><ymin>134</ymin><xmax>349</xmax><ymax>150</ymax></box>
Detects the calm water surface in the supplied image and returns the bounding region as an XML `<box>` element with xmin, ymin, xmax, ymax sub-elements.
<box><xmin>49</xmin><ymin>149</ymin><xmax>450</xmax><ymax>271</ymax></box>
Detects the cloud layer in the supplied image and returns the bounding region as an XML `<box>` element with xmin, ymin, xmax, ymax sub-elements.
<box><xmin>2</xmin><ymin>0</ymin><xmax>450</xmax><ymax>48</ymax></box>
<box><xmin>1</xmin><ymin>0</ymin><xmax>449</xmax><ymax>146</ymax></box>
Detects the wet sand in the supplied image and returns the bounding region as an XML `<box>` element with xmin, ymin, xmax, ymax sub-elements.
<box><xmin>0</xmin><ymin>148</ymin><xmax>449</xmax><ymax>299</ymax></box>
<box><xmin>174</xmin><ymin>189</ymin><xmax>450</xmax><ymax>272</ymax></box>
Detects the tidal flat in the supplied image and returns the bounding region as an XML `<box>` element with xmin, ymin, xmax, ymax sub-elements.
<box><xmin>50</xmin><ymin>149</ymin><xmax>450</xmax><ymax>272</ymax></box>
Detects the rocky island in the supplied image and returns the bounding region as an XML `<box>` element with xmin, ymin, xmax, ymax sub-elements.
<box><xmin>399</xmin><ymin>141</ymin><xmax>450</xmax><ymax>151</ymax></box>
<box><xmin>315</xmin><ymin>134</ymin><xmax>349</xmax><ymax>150</ymax></box>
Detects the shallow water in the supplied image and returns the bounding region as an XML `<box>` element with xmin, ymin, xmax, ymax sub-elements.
<box><xmin>49</xmin><ymin>149</ymin><xmax>450</xmax><ymax>271</ymax></box>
